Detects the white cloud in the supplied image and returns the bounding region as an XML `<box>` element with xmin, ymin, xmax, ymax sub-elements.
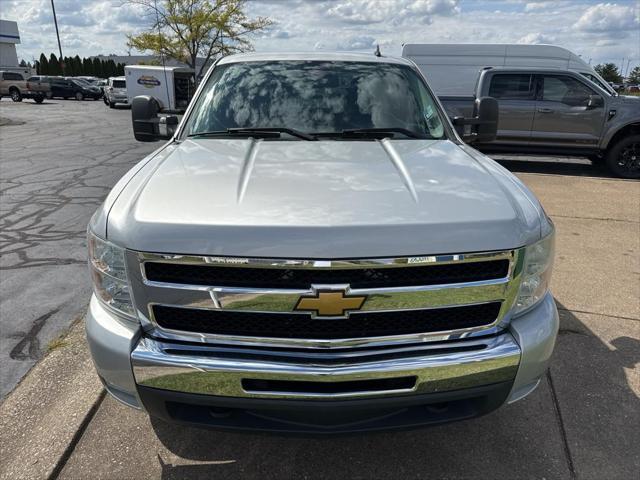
<box><xmin>574</xmin><ymin>2</ymin><xmax>639</xmax><ymax>32</ymax></box>
<box><xmin>517</xmin><ymin>32</ymin><xmax>556</xmax><ymax>44</ymax></box>
<box><xmin>336</xmin><ymin>35</ymin><xmax>377</xmax><ymax>50</ymax></box>
<box><xmin>327</xmin><ymin>0</ymin><xmax>459</xmax><ymax>25</ymax></box>
<box><xmin>1</xmin><ymin>0</ymin><xmax>635</xmax><ymax>68</ymax></box>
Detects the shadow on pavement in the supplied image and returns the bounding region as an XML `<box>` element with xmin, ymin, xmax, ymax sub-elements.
<box><xmin>148</xmin><ymin>301</ymin><xmax>638</xmax><ymax>479</ymax></box>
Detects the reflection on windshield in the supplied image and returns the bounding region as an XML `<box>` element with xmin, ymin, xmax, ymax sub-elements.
<box><xmin>185</xmin><ymin>61</ymin><xmax>446</xmax><ymax>139</ymax></box>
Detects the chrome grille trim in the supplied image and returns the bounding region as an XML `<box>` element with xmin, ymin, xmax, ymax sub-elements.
<box><xmin>137</xmin><ymin>250</ymin><xmax>514</xmax><ymax>269</ymax></box>
<box><xmin>126</xmin><ymin>249</ymin><xmax>524</xmax><ymax>348</ymax></box>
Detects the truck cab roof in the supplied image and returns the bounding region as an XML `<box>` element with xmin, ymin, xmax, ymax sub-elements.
<box><xmin>218</xmin><ymin>52</ymin><xmax>415</xmax><ymax>67</ymax></box>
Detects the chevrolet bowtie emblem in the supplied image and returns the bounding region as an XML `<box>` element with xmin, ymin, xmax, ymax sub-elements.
<box><xmin>294</xmin><ymin>290</ymin><xmax>367</xmax><ymax>318</ymax></box>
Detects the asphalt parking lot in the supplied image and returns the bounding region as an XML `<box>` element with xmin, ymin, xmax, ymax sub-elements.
<box><xmin>0</xmin><ymin>98</ymin><xmax>638</xmax><ymax>479</ymax></box>
<box><xmin>0</xmin><ymin>98</ymin><xmax>157</xmax><ymax>397</ymax></box>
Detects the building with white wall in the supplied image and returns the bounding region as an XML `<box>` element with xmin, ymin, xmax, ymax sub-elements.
<box><xmin>0</xmin><ymin>19</ymin><xmax>20</xmax><ymax>68</ymax></box>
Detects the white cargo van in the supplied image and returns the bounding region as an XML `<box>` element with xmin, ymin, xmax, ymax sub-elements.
<box><xmin>402</xmin><ymin>44</ymin><xmax>615</xmax><ymax>96</ymax></box>
<box><xmin>124</xmin><ymin>65</ymin><xmax>195</xmax><ymax>113</ymax></box>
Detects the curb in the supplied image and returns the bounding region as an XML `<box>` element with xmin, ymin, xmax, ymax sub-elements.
<box><xmin>0</xmin><ymin>317</ymin><xmax>104</xmax><ymax>480</ymax></box>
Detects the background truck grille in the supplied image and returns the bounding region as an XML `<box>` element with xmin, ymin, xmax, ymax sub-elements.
<box><xmin>144</xmin><ymin>259</ymin><xmax>510</xmax><ymax>289</ymax></box>
<box><xmin>152</xmin><ymin>302</ymin><xmax>502</xmax><ymax>339</ymax></box>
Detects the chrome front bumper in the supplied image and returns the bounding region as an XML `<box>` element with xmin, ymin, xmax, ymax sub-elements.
<box><xmin>130</xmin><ymin>334</ymin><xmax>520</xmax><ymax>400</ymax></box>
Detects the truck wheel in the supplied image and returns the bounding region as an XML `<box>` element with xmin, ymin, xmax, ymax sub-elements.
<box><xmin>109</xmin><ymin>101</ymin><xmax>115</xmax><ymax>109</ymax></box>
<box><xmin>10</xmin><ymin>88</ymin><xmax>22</xmax><ymax>102</ymax></box>
<box><xmin>606</xmin><ymin>135</ymin><xmax>640</xmax><ymax>179</ymax></box>
<box><xmin>34</xmin><ymin>95</ymin><xmax>44</xmax><ymax>104</ymax></box>
<box><xmin>75</xmin><ymin>92</ymin><xmax>84</xmax><ymax>101</ymax></box>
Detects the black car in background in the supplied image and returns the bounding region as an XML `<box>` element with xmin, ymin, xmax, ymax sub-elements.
<box><xmin>49</xmin><ymin>78</ymin><xmax>102</xmax><ymax>100</ymax></box>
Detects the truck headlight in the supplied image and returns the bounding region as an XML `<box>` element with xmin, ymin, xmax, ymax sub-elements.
<box><xmin>513</xmin><ymin>233</ymin><xmax>555</xmax><ymax>315</ymax></box>
<box><xmin>88</xmin><ymin>231</ymin><xmax>136</xmax><ymax>319</ymax></box>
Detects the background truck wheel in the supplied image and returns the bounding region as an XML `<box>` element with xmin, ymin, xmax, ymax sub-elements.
<box><xmin>75</xmin><ymin>92</ymin><xmax>84</xmax><ymax>101</ymax></box>
<box><xmin>606</xmin><ymin>135</ymin><xmax>640</xmax><ymax>179</ymax></box>
<box><xmin>34</xmin><ymin>95</ymin><xmax>44</xmax><ymax>104</ymax></box>
<box><xmin>109</xmin><ymin>101</ymin><xmax>115</xmax><ymax>109</ymax></box>
<box><xmin>10</xmin><ymin>88</ymin><xmax>22</xmax><ymax>102</ymax></box>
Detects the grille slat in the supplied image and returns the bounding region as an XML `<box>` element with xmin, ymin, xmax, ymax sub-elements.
<box><xmin>153</xmin><ymin>303</ymin><xmax>502</xmax><ymax>339</ymax></box>
<box><xmin>144</xmin><ymin>260</ymin><xmax>510</xmax><ymax>289</ymax></box>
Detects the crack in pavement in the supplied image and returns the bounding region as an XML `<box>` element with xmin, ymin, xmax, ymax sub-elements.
<box><xmin>546</xmin><ymin>370</ymin><xmax>577</xmax><ymax>479</ymax></box>
<box><xmin>9</xmin><ymin>308</ymin><xmax>60</xmax><ymax>360</ymax></box>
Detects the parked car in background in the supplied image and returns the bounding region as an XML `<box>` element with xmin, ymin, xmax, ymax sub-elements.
<box><xmin>1</xmin><ymin>71</ymin><xmax>50</xmax><ymax>103</ymax></box>
<box><xmin>65</xmin><ymin>77</ymin><xmax>103</xmax><ymax>98</ymax></box>
<box><xmin>103</xmin><ymin>76</ymin><xmax>128</xmax><ymax>108</ymax></box>
<box><xmin>77</xmin><ymin>76</ymin><xmax>101</xmax><ymax>84</ymax></box>
<box><xmin>432</xmin><ymin>67</ymin><xmax>640</xmax><ymax>178</ymax></box>
<box><xmin>49</xmin><ymin>77</ymin><xmax>102</xmax><ymax>100</ymax></box>
<box><xmin>26</xmin><ymin>75</ymin><xmax>52</xmax><ymax>103</ymax></box>
<box><xmin>0</xmin><ymin>70</ymin><xmax>27</xmax><ymax>102</ymax></box>
<box><xmin>94</xmin><ymin>78</ymin><xmax>108</xmax><ymax>95</ymax></box>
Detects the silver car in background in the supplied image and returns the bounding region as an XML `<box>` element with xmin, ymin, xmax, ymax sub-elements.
<box><xmin>104</xmin><ymin>76</ymin><xmax>128</xmax><ymax>108</ymax></box>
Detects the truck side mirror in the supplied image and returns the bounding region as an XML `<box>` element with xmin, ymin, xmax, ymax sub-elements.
<box><xmin>473</xmin><ymin>96</ymin><xmax>498</xmax><ymax>143</ymax></box>
<box><xmin>452</xmin><ymin>96</ymin><xmax>499</xmax><ymax>144</ymax></box>
<box><xmin>131</xmin><ymin>95</ymin><xmax>178</xmax><ymax>142</ymax></box>
<box><xmin>586</xmin><ymin>95</ymin><xmax>603</xmax><ymax>109</ymax></box>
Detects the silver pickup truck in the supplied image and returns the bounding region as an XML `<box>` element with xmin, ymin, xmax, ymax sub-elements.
<box><xmin>441</xmin><ymin>67</ymin><xmax>640</xmax><ymax>178</ymax></box>
<box><xmin>86</xmin><ymin>53</ymin><xmax>558</xmax><ymax>433</ymax></box>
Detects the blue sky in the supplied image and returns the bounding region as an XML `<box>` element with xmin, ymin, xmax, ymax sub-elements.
<box><xmin>2</xmin><ymin>0</ymin><xmax>638</xmax><ymax>72</ymax></box>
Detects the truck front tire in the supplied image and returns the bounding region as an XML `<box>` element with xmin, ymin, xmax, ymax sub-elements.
<box><xmin>606</xmin><ymin>135</ymin><xmax>640</xmax><ymax>179</ymax></box>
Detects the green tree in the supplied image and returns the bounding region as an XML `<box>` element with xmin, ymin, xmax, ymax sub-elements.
<box><xmin>107</xmin><ymin>59</ymin><xmax>118</xmax><ymax>77</ymax></box>
<box><xmin>594</xmin><ymin>63</ymin><xmax>623</xmax><ymax>83</ymax></box>
<box><xmin>627</xmin><ymin>65</ymin><xmax>640</xmax><ymax>84</ymax></box>
<box><xmin>38</xmin><ymin>54</ymin><xmax>49</xmax><ymax>74</ymax></box>
<box><xmin>92</xmin><ymin>57</ymin><xmax>103</xmax><ymax>77</ymax></box>
<box><xmin>49</xmin><ymin>53</ymin><xmax>61</xmax><ymax>75</ymax></box>
<box><xmin>73</xmin><ymin>55</ymin><xmax>83</xmax><ymax>76</ymax></box>
<box><xmin>82</xmin><ymin>57</ymin><xmax>93</xmax><ymax>75</ymax></box>
<box><xmin>126</xmin><ymin>0</ymin><xmax>272</xmax><ymax>80</ymax></box>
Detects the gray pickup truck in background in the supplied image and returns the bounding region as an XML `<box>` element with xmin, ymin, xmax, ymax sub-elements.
<box><xmin>441</xmin><ymin>67</ymin><xmax>640</xmax><ymax>178</ymax></box>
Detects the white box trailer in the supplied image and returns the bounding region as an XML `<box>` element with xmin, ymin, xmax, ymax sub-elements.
<box><xmin>125</xmin><ymin>65</ymin><xmax>195</xmax><ymax>112</ymax></box>
<box><xmin>402</xmin><ymin>43</ymin><xmax>615</xmax><ymax>97</ymax></box>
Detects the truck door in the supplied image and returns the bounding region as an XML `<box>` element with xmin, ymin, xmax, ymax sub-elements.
<box><xmin>486</xmin><ymin>73</ymin><xmax>536</xmax><ymax>145</ymax></box>
<box><xmin>531</xmin><ymin>74</ymin><xmax>606</xmax><ymax>149</ymax></box>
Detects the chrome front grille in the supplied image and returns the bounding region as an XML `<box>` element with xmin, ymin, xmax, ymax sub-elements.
<box><xmin>126</xmin><ymin>249</ymin><xmax>523</xmax><ymax>349</ymax></box>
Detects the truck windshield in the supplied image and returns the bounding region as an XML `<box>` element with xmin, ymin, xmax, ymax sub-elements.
<box><xmin>113</xmin><ymin>80</ymin><xmax>126</xmax><ymax>88</ymax></box>
<box><xmin>183</xmin><ymin>61</ymin><xmax>447</xmax><ymax>140</ymax></box>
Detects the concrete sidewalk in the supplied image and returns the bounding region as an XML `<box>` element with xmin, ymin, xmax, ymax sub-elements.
<box><xmin>1</xmin><ymin>170</ymin><xmax>638</xmax><ymax>480</ymax></box>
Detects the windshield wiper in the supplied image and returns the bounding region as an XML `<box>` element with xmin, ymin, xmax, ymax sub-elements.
<box><xmin>315</xmin><ymin>128</ymin><xmax>429</xmax><ymax>139</ymax></box>
<box><xmin>187</xmin><ymin>127</ymin><xmax>316</xmax><ymax>141</ymax></box>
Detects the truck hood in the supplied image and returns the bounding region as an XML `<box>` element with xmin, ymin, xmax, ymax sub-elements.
<box><xmin>106</xmin><ymin>139</ymin><xmax>542</xmax><ymax>257</ymax></box>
